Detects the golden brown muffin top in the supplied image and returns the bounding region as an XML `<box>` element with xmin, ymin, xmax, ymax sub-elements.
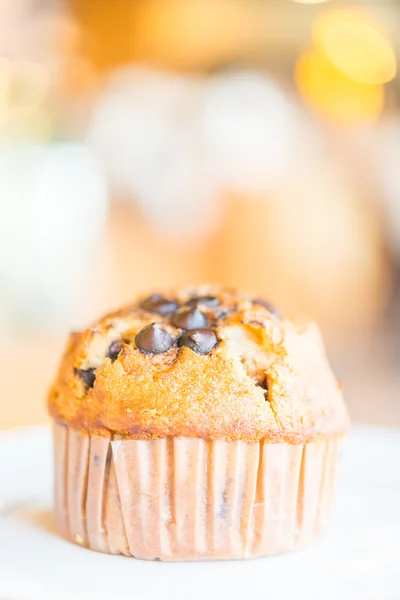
<box><xmin>48</xmin><ymin>285</ymin><xmax>348</xmax><ymax>443</ymax></box>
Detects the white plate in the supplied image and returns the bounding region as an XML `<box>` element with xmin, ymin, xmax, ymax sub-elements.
<box><xmin>0</xmin><ymin>426</ymin><xmax>399</xmax><ymax>600</ymax></box>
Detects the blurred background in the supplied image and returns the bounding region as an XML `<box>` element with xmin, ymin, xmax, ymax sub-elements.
<box><xmin>0</xmin><ymin>0</ymin><xmax>399</xmax><ymax>430</ymax></box>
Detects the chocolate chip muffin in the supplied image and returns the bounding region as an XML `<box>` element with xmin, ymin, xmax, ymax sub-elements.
<box><xmin>48</xmin><ymin>285</ymin><xmax>348</xmax><ymax>560</ymax></box>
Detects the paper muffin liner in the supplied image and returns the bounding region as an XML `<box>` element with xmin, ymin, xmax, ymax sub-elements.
<box><xmin>53</xmin><ymin>421</ymin><xmax>340</xmax><ymax>560</ymax></box>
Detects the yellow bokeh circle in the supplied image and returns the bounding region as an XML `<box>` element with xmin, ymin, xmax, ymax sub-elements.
<box><xmin>296</xmin><ymin>48</ymin><xmax>384</xmax><ymax>123</ymax></box>
<box><xmin>313</xmin><ymin>9</ymin><xmax>396</xmax><ymax>85</ymax></box>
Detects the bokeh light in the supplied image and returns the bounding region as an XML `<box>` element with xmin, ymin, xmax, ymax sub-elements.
<box><xmin>313</xmin><ymin>9</ymin><xmax>396</xmax><ymax>85</ymax></box>
<box><xmin>296</xmin><ymin>48</ymin><xmax>384</xmax><ymax>123</ymax></box>
<box><xmin>292</xmin><ymin>0</ymin><xmax>330</xmax><ymax>4</ymax></box>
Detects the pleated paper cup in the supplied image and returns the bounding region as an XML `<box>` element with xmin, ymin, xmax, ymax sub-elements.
<box><xmin>53</xmin><ymin>421</ymin><xmax>340</xmax><ymax>561</ymax></box>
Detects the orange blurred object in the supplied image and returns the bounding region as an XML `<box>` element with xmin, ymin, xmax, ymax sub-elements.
<box><xmin>131</xmin><ymin>0</ymin><xmax>260</xmax><ymax>70</ymax></box>
<box><xmin>295</xmin><ymin>49</ymin><xmax>384</xmax><ymax>124</ymax></box>
<box><xmin>72</xmin><ymin>0</ymin><xmax>262</xmax><ymax>72</ymax></box>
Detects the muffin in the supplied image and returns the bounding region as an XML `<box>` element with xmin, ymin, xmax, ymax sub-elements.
<box><xmin>48</xmin><ymin>285</ymin><xmax>348</xmax><ymax>560</ymax></box>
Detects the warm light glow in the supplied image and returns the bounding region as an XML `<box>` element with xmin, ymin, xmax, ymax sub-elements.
<box><xmin>295</xmin><ymin>49</ymin><xmax>384</xmax><ymax>123</ymax></box>
<box><xmin>292</xmin><ymin>0</ymin><xmax>330</xmax><ymax>4</ymax></box>
<box><xmin>75</xmin><ymin>0</ymin><xmax>261</xmax><ymax>71</ymax></box>
<box><xmin>130</xmin><ymin>0</ymin><xmax>259</xmax><ymax>69</ymax></box>
<box><xmin>64</xmin><ymin>56</ymin><xmax>97</xmax><ymax>94</ymax></box>
<box><xmin>313</xmin><ymin>9</ymin><xmax>396</xmax><ymax>84</ymax></box>
<box><xmin>313</xmin><ymin>9</ymin><xmax>375</xmax><ymax>46</ymax></box>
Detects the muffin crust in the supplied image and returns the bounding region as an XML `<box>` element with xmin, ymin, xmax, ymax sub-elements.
<box><xmin>48</xmin><ymin>285</ymin><xmax>348</xmax><ymax>443</ymax></box>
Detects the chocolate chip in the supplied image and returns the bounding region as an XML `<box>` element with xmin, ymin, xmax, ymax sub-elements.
<box><xmin>171</xmin><ymin>307</ymin><xmax>208</xmax><ymax>330</ymax></box>
<box><xmin>252</xmin><ymin>298</ymin><xmax>280</xmax><ymax>318</ymax></box>
<box><xmin>178</xmin><ymin>329</ymin><xmax>218</xmax><ymax>354</ymax></box>
<box><xmin>107</xmin><ymin>340</ymin><xmax>124</xmax><ymax>362</ymax></box>
<box><xmin>187</xmin><ymin>295</ymin><xmax>220</xmax><ymax>308</ymax></box>
<box><xmin>257</xmin><ymin>376</ymin><xmax>269</xmax><ymax>400</ymax></box>
<box><xmin>75</xmin><ymin>368</ymin><xmax>96</xmax><ymax>389</ymax></box>
<box><xmin>135</xmin><ymin>323</ymin><xmax>174</xmax><ymax>354</ymax></box>
<box><xmin>213</xmin><ymin>307</ymin><xmax>230</xmax><ymax>320</ymax></box>
<box><xmin>140</xmin><ymin>294</ymin><xmax>179</xmax><ymax>315</ymax></box>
